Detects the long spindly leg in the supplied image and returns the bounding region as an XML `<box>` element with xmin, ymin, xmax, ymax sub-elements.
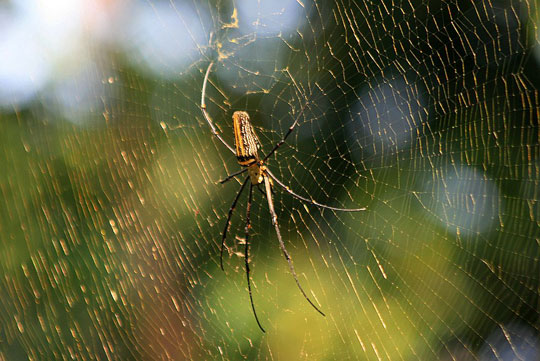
<box><xmin>262</xmin><ymin>68</ymin><xmax>308</xmax><ymax>162</ymax></box>
<box><xmin>244</xmin><ymin>183</ymin><xmax>266</xmax><ymax>332</ymax></box>
<box><xmin>263</xmin><ymin>176</ymin><xmax>326</xmax><ymax>317</ymax></box>
<box><xmin>219</xmin><ymin>168</ymin><xmax>247</xmax><ymax>184</ymax></box>
<box><xmin>265</xmin><ymin>168</ymin><xmax>366</xmax><ymax>212</ymax></box>
<box><xmin>220</xmin><ymin>177</ymin><xmax>250</xmax><ymax>270</ymax></box>
<box><xmin>200</xmin><ymin>61</ymin><xmax>236</xmax><ymax>155</ymax></box>
<box><xmin>255</xmin><ymin>184</ymin><xmax>267</xmax><ymax>197</ymax></box>
<box><xmin>262</xmin><ymin>102</ymin><xmax>308</xmax><ymax>162</ymax></box>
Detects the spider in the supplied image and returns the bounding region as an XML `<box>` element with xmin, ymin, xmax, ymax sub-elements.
<box><xmin>200</xmin><ymin>61</ymin><xmax>366</xmax><ymax>332</ymax></box>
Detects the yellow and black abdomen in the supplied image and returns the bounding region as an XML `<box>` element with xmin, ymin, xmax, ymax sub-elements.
<box><xmin>233</xmin><ymin>111</ymin><xmax>260</xmax><ymax>166</ymax></box>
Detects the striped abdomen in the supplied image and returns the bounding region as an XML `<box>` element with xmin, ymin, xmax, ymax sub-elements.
<box><xmin>233</xmin><ymin>111</ymin><xmax>260</xmax><ymax>166</ymax></box>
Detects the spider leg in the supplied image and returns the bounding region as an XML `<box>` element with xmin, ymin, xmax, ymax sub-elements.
<box><xmin>244</xmin><ymin>183</ymin><xmax>266</xmax><ymax>332</ymax></box>
<box><xmin>265</xmin><ymin>168</ymin><xmax>366</xmax><ymax>212</ymax></box>
<box><xmin>256</xmin><ymin>184</ymin><xmax>267</xmax><ymax>197</ymax></box>
<box><xmin>219</xmin><ymin>168</ymin><xmax>247</xmax><ymax>184</ymax></box>
<box><xmin>262</xmin><ymin>102</ymin><xmax>308</xmax><ymax>162</ymax></box>
<box><xmin>220</xmin><ymin>177</ymin><xmax>250</xmax><ymax>270</ymax></box>
<box><xmin>263</xmin><ymin>176</ymin><xmax>326</xmax><ymax>317</ymax></box>
<box><xmin>201</xmin><ymin>61</ymin><xmax>236</xmax><ymax>155</ymax></box>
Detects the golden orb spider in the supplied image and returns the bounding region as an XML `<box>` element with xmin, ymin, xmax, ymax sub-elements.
<box><xmin>200</xmin><ymin>62</ymin><xmax>365</xmax><ymax>332</ymax></box>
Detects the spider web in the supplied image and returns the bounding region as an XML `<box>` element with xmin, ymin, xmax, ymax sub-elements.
<box><xmin>1</xmin><ymin>0</ymin><xmax>539</xmax><ymax>360</ymax></box>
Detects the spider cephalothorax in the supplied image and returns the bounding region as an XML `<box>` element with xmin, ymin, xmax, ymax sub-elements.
<box><xmin>200</xmin><ymin>61</ymin><xmax>366</xmax><ymax>332</ymax></box>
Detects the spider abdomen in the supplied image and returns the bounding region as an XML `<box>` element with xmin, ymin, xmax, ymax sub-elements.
<box><xmin>233</xmin><ymin>111</ymin><xmax>260</xmax><ymax>167</ymax></box>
